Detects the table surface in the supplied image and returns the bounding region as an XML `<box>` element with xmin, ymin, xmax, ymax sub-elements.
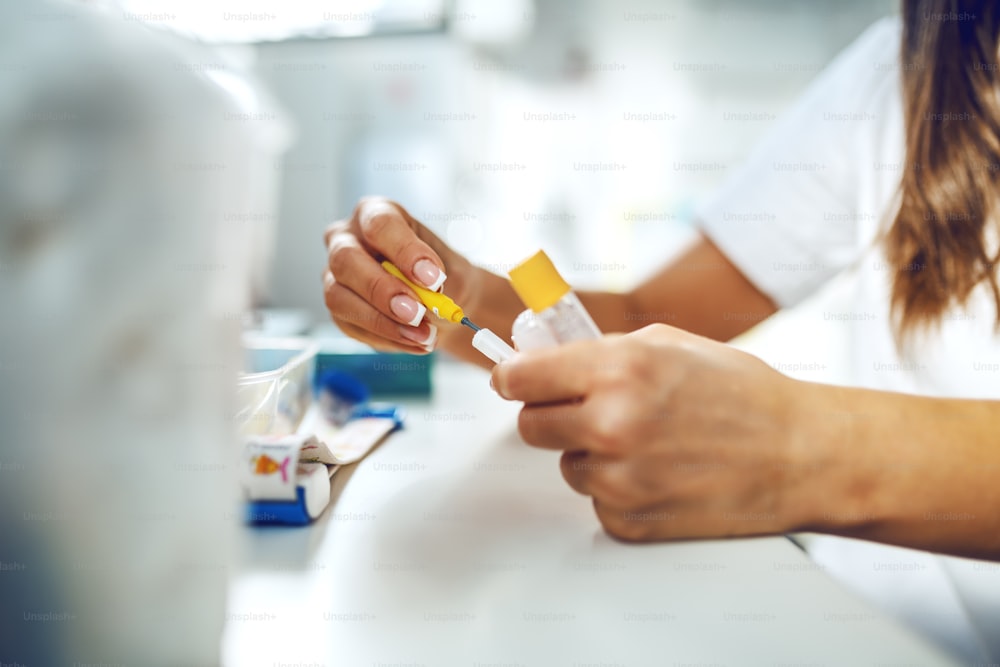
<box><xmin>223</xmin><ymin>358</ymin><xmax>953</xmax><ymax>667</ymax></box>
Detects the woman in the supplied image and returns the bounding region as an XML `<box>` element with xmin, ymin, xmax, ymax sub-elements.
<box><xmin>323</xmin><ymin>0</ymin><xmax>999</xmax><ymax>661</ymax></box>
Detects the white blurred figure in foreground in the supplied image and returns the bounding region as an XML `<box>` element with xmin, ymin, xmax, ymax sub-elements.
<box><xmin>0</xmin><ymin>1</ymin><xmax>288</xmax><ymax>663</ymax></box>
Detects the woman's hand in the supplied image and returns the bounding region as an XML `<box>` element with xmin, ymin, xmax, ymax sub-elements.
<box><xmin>322</xmin><ymin>197</ymin><xmax>481</xmax><ymax>354</ymax></box>
<box><xmin>491</xmin><ymin>323</ymin><xmax>818</xmax><ymax>542</ymax></box>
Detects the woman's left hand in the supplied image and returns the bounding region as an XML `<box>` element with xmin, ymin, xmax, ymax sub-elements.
<box><xmin>491</xmin><ymin>323</ymin><xmax>819</xmax><ymax>542</ymax></box>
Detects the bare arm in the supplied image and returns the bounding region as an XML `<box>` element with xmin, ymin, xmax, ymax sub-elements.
<box><xmin>578</xmin><ymin>233</ymin><xmax>777</xmax><ymax>340</ymax></box>
<box><xmin>800</xmin><ymin>381</ymin><xmax>1000</xmax><ymax>560</ymax></box>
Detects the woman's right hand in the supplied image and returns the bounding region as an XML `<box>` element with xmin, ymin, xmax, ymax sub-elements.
<box><xmin>322</xmin><ymin>197</ymin><xmax>481</xmax><ymax>354</ymax></box>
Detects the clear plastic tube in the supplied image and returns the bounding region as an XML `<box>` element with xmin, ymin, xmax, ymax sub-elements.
<box><xmin>530</xmin><ymin>291</ymin><xmax>601</xmax><ymax>344</ymax></box>
<box><xmin>510</xmin><ymin>309</ymin><xmax>558</xmax><ymax>351</ymax></box>
<box><xmin>508</xmin><ymin>251</ymin><xmax>602</xmax><ymax>351</ymax></box>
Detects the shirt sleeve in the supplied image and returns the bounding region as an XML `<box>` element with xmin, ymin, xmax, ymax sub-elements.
<box><xmin>697</xmin><ymin>17</ymin><xmax>903</xmax><ymax>308</ymax></box>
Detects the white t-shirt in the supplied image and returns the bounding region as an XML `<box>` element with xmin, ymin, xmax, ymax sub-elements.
<box><xmin>698</xmin><ymin>17</ymin><xmax>1000</xmax><ymax>665</ymax></box>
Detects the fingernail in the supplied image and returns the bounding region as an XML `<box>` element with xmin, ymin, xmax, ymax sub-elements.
<box><xmin>399</xmin><ymin>323</ymin><xmax>436</xmax><ymax>346</ymax></box>
<box><xmin>491</xmin><ymin>374</ymin><xmax>507</xmax><ymax>399</ymax></box>
<box><xmin>422</xmin><ymin>324</ymin><xmax>438</xmax><ymax>351</ymax></box>
<box><xmin>413</xmin><ymin>259</ymin><xmax>446</xmax><ymax>292</ymax></box>
<box><xmin>390</xmin><ymin>294</ymin><xmax>426</xmax><ymax>327</ymax></box>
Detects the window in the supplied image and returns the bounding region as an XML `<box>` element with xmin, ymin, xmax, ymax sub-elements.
<box><xmin>115</xmin><ymin>0</ymin><xmax>446</xmax><ymax>43</ymax></box>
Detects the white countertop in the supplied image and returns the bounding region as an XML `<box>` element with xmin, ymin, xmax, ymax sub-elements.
<box><xmin>223</xmin><ymin>358</ymin><xmax>953</xmax><ymax>666</ymax></box>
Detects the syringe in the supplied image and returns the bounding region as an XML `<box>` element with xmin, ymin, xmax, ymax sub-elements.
<box><xmin>381</xmin><ymin>261</ymin><xmax>515</xmax><ymax>364</ymax></box>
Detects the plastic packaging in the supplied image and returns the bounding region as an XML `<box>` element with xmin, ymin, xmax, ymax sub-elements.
<box><xmin>508</xmin><ymin>250</ymin><xmax>602</xmax><ymax>351</ymax></box>
<box><xmin>238</xmin><ymin>337</ymin><xmax>319</xmax><ymax>435</ymax></box>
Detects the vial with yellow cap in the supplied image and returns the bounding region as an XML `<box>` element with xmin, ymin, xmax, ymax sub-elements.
<box><xmin>508</xmin><ymin>250</ymin><xmax>601</xmax><ymax>350</ymax></box>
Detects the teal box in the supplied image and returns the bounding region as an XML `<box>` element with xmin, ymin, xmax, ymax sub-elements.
<box><xmin>313</xmin><ymin>333</ymin><xmax>433</xmax><ymax>397</ymax></box>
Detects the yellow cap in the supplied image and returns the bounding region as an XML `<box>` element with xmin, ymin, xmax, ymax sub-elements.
<box><xmin>508</xmin><ymin>250</ymin><xmax>571</xmax><ymax>313</ymax></box>
<box><xmin>382</xmin><ymin>261</ymin><xmax>465</xmax><ymax>323</ymax></box>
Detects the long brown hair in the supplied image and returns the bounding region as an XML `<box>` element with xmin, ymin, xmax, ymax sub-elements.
<box><xmin>887</xmin><ymin>0</ymin><xmax>1000</xmax><ymax>340</ymax></box>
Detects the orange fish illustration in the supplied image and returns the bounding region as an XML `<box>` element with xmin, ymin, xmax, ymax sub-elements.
<box><xmin>253</xmin><ymin>454</ymin><xmax>291</xmax><ymax>482</ymax></box>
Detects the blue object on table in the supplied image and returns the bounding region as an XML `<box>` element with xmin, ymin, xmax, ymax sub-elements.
<box><xmin>351</xmin><ymin>403</ymin><xmax>406</xmax><ymax>429</ymax></box>
<box><xmin>317</xmin><ymin>369</ymin><xmax>370</xmax><ymax>425</ymax></box>
<box><xmin>246</xmin><ymin>488</ymin><xmax>312</xmax><ymax>526</ymax></box>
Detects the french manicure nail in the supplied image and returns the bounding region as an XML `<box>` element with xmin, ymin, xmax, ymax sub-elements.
<box><xmin>413</xmin><ymin>259</ymin><xmax>446</xmax><ymax>292</ymax></box>
<box><xmin>399</xmin><ymin>323</ymin><xmax>435</xmax><ymax>346</ymax></box>
<box><xmin>390</xmin><ymin>294</ymin><xmax>426</xmax><ymax>327</ymax></box>
<box><xmin>422</xmin><ymin>324</ymin><xmax>438</xmax><ymax>351</ymax></box>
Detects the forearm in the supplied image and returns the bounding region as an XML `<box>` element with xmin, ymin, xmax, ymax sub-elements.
<box><xmin>791</xmin><ymin>381</ymin><xmax>1000</xmax><ymax>560</ymax></box>
<box><xmin>587</xmin><ymin>234</ymin><xmax>778</xmax><ymax>339</ymax></box>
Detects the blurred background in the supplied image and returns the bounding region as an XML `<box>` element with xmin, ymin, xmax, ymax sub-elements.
<box><xmin>111</xmin><ymin>0</ymin><xmax>895</xmax><ymax>321</ymax></box>
<box><xmin>0</xmin><ymin>1</ymin><xmax>901</xmax><ymax>664</ymax></box>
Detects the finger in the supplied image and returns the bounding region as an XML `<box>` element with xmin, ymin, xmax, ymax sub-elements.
<box><xmin>492</xmin><ymin>340</ymin><xmax>608</xmax><ymax>403</ymax></box>
<box><xmin>355</xmin><ymin>199</ymin><xmax>447</xmax><ymax>291</ymax></box>
<box><xmin>594</xmin><ymin>497</ymin><xmax>780</xmax><ymax>543</ymax></box>
<box><xmin>559</xmin><ymin>451</ymin><xmax>592</xmax><ymax>495</ymax></box>
<box><xmin>559</xmin><ymin>451</ymin><xmax>635</xmax><ymax>506</ymax></box>
<box><xmin>518</xmin><ymin>398</ymin><xmax>631</xmax><ymax>456</ymax></box>
<box><xmin>335</xmin><ymin>318</ymin><xmax>431</xmax><ymax>355</ymax></box>
<box><xmin>324</xmin><ymin>276</ymin><xmax>438</xmax><ymax>351</ymax></box>
<box><xmin>517</xmin><ymin>402</ymin><xmax>585</xmax><ymax>450</ymax></box>
<box><xmin>327</xmin><ymin>234</ymin><xmax>428</xmax><ymax>327</ymax></box>
<box><xmin>323</xmin><ymin>219</ymin><xmax>348</xmax><ymax>248</ymax></box>
<box><xmin>593</xmin><ymin>499</ymin><xmax>661</xmax><ymax>543</ymax></box>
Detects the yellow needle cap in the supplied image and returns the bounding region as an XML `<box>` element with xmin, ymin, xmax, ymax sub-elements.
<box><xmin>382</xmin><ymin>261</ymin><xmax>465</xmax><ymax>324</ymax></box>
<box><xmin>508</xmin><ymin>250</ymin><xmax>570</xmax><ymax>313</ymax></box>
